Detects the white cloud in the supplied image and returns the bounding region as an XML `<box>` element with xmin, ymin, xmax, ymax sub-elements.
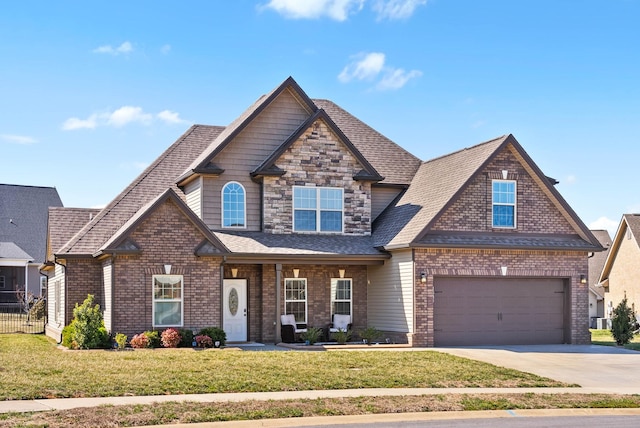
<box><xmin>93</xmin><ymin>41</ymin><xmax>133</xmax><ymax>55</ymax></box>
<box><xmin>62</xmin><ymin>114</ymin><xmax>99</xmax><ymax>130</ymax></box>
<box><xmin>339</xmin><ymin>52</ymin><xmax>421</xmax><ymax>90</ymax></box>
<box><xmin>107</xmin><ymin>106</ymin><xmax>153</xmax><ymax>127</ymax></box>
<box><xmin>262</xmin><ymin>0</ymin><xmax>364</xmax><ymax>21</ymax></box>
<box><xmin>372</xmin><ymin>0</ymin><xmax>427</xmax><ymax>20</ymax></box>
<box><xmin>338</xmin><ymin>52</ymin><xmax>386</xmax><ymax>82</ymax></box>
<box><xmin>62</xmin><ymin>106</ymin><xmax>187</xmax><ymax>131</ymax></box>
<box><xmin>589</xmin><ymin>216</ymin><xmax>619</xmax><ymax>237</ymax></box>
<box><xmin>157</xmin><ymin>110</ymin><xmax>187</xmax><ymax>124</ymax></box>
<box><xmin>565</xmin><ymin>174</ymin><xmax>577</xmax><ymax>184</ymax></box>
<box><xmin>376</xmin><ymin>68</ymin><xmax>422</xmax><ymax>90</ymax></box>
<box><xmin>0</xmin><ymin>134</ymin><xmax>37</xmax><ymax>144</ymax></box>
<box><xmin>161</xmin><ymin>44</ymin><xmax>171</xmax><ymax>54</ymax></box>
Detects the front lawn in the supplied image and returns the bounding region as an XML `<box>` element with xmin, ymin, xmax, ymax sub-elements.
<box><xmin>590</xmin><ymin>329</ymin><xmax>640</xmax><ymax>351</ymax></box>
<box><xmin>0</xmin><ymin>334</ymin><xmax>569</xmax><ymax>400</ymax></box>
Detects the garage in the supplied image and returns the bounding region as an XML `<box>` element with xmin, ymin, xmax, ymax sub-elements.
<box><xmin>433</xmin><ymin>277</ymin><xmax>567</xmax><ymax>346</ymax></box>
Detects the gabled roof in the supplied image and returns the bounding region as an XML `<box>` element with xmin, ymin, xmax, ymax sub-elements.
<box><xmin>177</xmin><ymin>76</ymin><xmax>317</xmax><ymax>185</ymax></box>
<box><xmin>313</xmin><ymin>99</ymin><xmax>421</xmax><ymax>185</ymax></box>
<box><xmin>589</xmin><ymin>229</ymin><xmax>612</xmax><ymax>295</ymax></box>
<box><xmin>373</xmin><ymin>134</ymin><xmax>603</xmax><ymax>251</ymax></box>
<box><xmin>56</xmin><ymin>125</ymin><xmax>224</xmax><ymax>256</ymax></box>
<box><xmin>599</xmin><ymin>214</ymin><xmax>640</xmax><ymax>284</ymax></box>
<box><xmin>0</xmin><ymin>242</ymin><xmax>32</xmax><ymax>261</ymax></box>
<box><xmin>251</xmin><ymin>109</ymin><xmax>383</xmax><ymax>182</ymax></box>
<box><xmin>47</xmin><ymin>207</ymin><xmax>101</xmax><ymax>262</ymax></box>
<box><xmin>98</xmin><ymin>188</ymin><xmax>228</xmax><ymax>257</ymax></box>
<box><xmin>0</xmin><ymin>184</ymin><xmax>63</xmax><ymax>262</ymax></box>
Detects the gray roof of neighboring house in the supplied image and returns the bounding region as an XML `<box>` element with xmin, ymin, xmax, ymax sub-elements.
<box><xmin>56</xmin><ymin>125</ymin><xmax>225</xmax><ymax>256</ymax></box>
<box><xmin>0</xmin><ymin>184</ymin><xmax>63</xmax><ymax>262</ymax></box>
<box><xmin>0</xmin><ymin>242</ymin><xmax>33</xmax><ymax>260</ymax></box>
<box><xmin>624</xmin><ymin>214</ymin><xmax>640</xmax><ymax>240</ymax></box>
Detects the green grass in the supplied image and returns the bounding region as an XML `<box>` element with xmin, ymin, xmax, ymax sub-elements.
<box><xmin>590</xmin><ymin>329</ymin><xmax>640</xmax><ymax>351</ymax></box>
<box><xmin>0</xmin><ymin>334</ymin><xmax>569</xmax><ymax>400</ymax></box>
<box><xmin>0</xmin><ymin>312</ymin><xmax>44</xmax><ymax>334</ymax></box>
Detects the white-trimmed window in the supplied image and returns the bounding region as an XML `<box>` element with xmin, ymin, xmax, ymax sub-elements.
<box><xmin>331</xmin><ymin>278</ymin><xmax>352</xmax><ymax>317</ymax></box>
<box><xmin>153</xmin><ymin>275</ymin><xmax>183</xmax><ymax>327</ymax></box>
<box><xmin>284</xmin><ymin>278</ymin><xmax>307</xmax><ymax>323</ymax></box>
<box><xmin>492</xmin><ymin>180</ymin><xmax>516</xmax><ymax>228</ymax></box>
<box><xmin>222</xmin><ymin>181</ymin><xmax>246</xmax><ymax>228</ymax></box>
<box><xmin>293</xmin><ymin>186</ymin><xmax>343</xmax><ymax>232</ymax></box>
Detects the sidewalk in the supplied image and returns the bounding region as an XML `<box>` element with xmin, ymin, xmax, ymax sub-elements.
<box><xmin>0</xmin><ymin>386</ymin><xmax>627</xmax><ymax>414</ymax></box>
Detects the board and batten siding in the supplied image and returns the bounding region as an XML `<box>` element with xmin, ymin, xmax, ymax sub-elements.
<box><xmin>371</xmin><ymin>186</ymin><xmax>402</xmax><ymax>221</ymax></box>
<box><xmin>184</xmin><ymin>177</ymin><xmax>203</xmax><ymax>219</ymax></box>
<box><xmin>367</xmin><ymin>249</ymin><xmax>414</xmax><ymax>332</ymax></box>
<box><xmin>203</xmin><ymin>88</ymin><xmax>311</xmax><ymax>231</ymax></box>
<box><xmin>102</xmin><ymin>262</ymin><xmax>113</xmax><ymax>332</ymax></box>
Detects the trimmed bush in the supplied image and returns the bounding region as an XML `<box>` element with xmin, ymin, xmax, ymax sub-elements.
<box><xmin>198</xmin><ymin>327</ymin><xmax>226</xmax><ymax>346</ymax></box>
<box><xmin>611</xmin><ymin>296</ymin><xmax>638</xmax><ymax>346</ymax></box>
<box><xmin>195</xmin><ymin>335</ymin><xmax>213</xmax><ymax>348</ymax></box>
<box><xmin>130</xmin><ymin>333</ymin><xmax>150</xmax><ymax>349</ymax></box>
<box><xmin>161</xmin><ymin>328</ymin><xmax>181</xmax><ymax>348</ymax></box>
<box><xmin>66</xmin><ymin>295</ymin><xmax>110</xmax><ymax>349</ymax></box>
<box><xmin>62</xmin><ymin>324</ymin><xmax>76</xmax><ymax>349</ymax></box>
<box><xmin>114</xmin><ymin>333</ymin><xmax>128</xmax><ymax>350</ymax></box>
<box><xmin>178</xmin><ymin>329</ymin><xmax>194</xmax><ymax>348</ymax></box>
<box><xmin>144</xmin><ymin>330</ymin><xmax>161</xmax><ymax>348</ymax></box>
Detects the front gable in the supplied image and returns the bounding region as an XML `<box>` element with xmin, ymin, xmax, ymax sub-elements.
<box><xmin>431</xmin><ymin>144</ymin><xmax>575</xmax><ymax>234</ymax></box>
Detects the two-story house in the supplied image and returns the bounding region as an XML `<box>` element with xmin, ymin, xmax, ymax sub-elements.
<box><xmin>44</xmin><ymin>77</ymin><xmax>603</xmax><ymax>346</ymax></box>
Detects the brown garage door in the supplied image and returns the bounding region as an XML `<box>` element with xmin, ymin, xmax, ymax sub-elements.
<box><xmin>434</xmin><ymin>277</ymin><xmax>566</xmax><ymax>346</ymax></box>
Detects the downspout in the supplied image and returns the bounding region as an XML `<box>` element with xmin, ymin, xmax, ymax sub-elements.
<box><xmin>221</xmin><ymin>256</ymin><xmax>227</xmax><ymax>329</ymax></box>
<box><xmin>110</xmin><ymin>253</ymin><xmax>115</xmax><ymax>335</ymax></box>
<box><xmin>24</xmin><ymin>261</ymin><xmax>29</xmax><ymax>310</ymax></box>
<box><xmin>275</xmin><ymin>263</ymin><xmax>282</xmax><ymax>344</ymax></box>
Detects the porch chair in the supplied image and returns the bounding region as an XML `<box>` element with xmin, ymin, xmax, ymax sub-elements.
<box><xmin>325</xmin><ymin>314</ymin><xmax>352</xmax><ymax>342</ymax></box>
<box><xmin>280</xmin><ymin>314</ymin><xmax>307</xmax><ymax>343</ymax></box>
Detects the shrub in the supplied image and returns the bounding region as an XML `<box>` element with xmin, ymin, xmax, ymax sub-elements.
<box><xmin>161</xmin><ymin>328</ymin><xmax>181</xmax><ymax>348</ymax></box>
<box><xmin>359</xmin><ymin>326</ymin><xmax>382</xmax><ymax>344</ymax></box>
<box><xmin>333</xmin><ymin>328</ymin><xmax>351</xmax><ymax>344</ymax></box>
<box><xmin>69</xmin><ymin>294</ymin><xmax>110</xmax><ymax>349</ymax></box>
<box><xmin>144</xmin><ymin>330</ymin><xmax>161</xmax><ymax>348</ymax></box>
<box><xmin>611</xmin><ymin>296</ymin><xmax>638</xmax><ymax>346</ymax></box>
<box><xmin>114</xmin><ymin>333</ymin><xmax>128</xmax><ymax>350</ymax></box>
<box><xmin>195</xmin><ymin>334</ymin><xmax>213</xmax><ymax>348</ymax></box>
<box><xmin>130</xmin><ymin>333</ymin><xmax>150</xmax><ymax>349</ymax></box>
<box><xmin>301</xmin><ymin>327</ymin><xmax>323</xmax><ymax>345</ymax></box>
<box><xmin>29</xmin><ymin>299</ymin><xmax>46</xmax><ymax>320</ymax></box>
<box><xmin>62</xmin><ymin>324</ymin><xmax>77</xmax><ymax>349</ymax></box>
<box><xmin>198</xmin><ymin>327</ymin><xmax>226</xmax><ymax>347</ymax></box>
<box><xmin>178</xmin><ymin>329</ymin><xmax>194</xmax><ymax>347</ymax></box>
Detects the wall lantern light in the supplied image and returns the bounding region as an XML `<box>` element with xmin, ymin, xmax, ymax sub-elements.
<box><xmin>580</xmin><ymin>274</ymin><xmax>587</xmax><ymax>284</ymax></box>
<box><xmin>420</xmin><ymin>272</ymin><xmax>427</xmax><ymax>283</ymax></box>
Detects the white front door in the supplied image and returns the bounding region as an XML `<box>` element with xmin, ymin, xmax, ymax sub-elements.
<box><xmin>223</xmin><ymin>279</ymin><xmax>247</xmax><ymax>342</ymax></box>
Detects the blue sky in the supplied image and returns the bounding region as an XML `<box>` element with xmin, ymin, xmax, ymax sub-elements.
<box><xmin>1</xmin><ymin>1</ymin><xmax>638</xmax><ymax>237</ymax></box>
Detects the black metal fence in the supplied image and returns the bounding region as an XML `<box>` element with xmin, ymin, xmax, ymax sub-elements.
<box><xmin>0</xmin><ymin>291</ymin><xmax>46</xmax><ymax>334</ymax></box>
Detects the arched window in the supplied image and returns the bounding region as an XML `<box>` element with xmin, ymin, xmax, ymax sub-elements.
<box><xmin>222</xmin><ymin>182</ymin><xmax>246</xmax><ymax>228</ymax></box>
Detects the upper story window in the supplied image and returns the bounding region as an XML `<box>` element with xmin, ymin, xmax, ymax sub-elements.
<box><xmin>222</xmin><ymin>181</ymin><xmax>246</xmax><ymax>228</ymax></box>
<box><xmin>293</xmin><ymin>186</ymin><xmax>343</xmax><ymax>232</ymax></box>
<box><xmin>492</xmin><ymin>180</ymin><xmax>516</xmax><ymax>228</ymax></box>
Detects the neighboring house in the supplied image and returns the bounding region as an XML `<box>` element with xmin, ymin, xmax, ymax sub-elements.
<box><xmin>44</xmin><ymin>77</ymin><xmax>603</xmax><ymax>346</ymax></box>
<box><xmin>0</xmin><ymin>184</ymin><xmax>63</xmax><ymax>305</ymax></box>
<box><xmin>598</xmin><ymin>214</ymin><xmax>640</xmax><ymax>320</ymax></box>
<box><xmin>588</xmin><ymin>230</ymin><xmax>611</xmax><ymax>327</ymax></box>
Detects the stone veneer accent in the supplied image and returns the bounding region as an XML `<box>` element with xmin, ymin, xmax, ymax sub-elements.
<box><xmin>262</xmin><ymin>119</ymin><xmax>372</xmax><ymax>235</ymax></box>
<box><xmin>412</xmin><ymin>248</ymin><xmax>590</xmax><ymax>347</ymax></box>
<box><xmin>432</xmin><ymin>147</ymin><xmax>575</xmax><ymax>234</ymax></box>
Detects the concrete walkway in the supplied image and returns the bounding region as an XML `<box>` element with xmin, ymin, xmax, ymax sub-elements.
<box><xmin>2</xmin><ymin>344</ymin><xmax>639</xmax><ymax>415</ymax></box>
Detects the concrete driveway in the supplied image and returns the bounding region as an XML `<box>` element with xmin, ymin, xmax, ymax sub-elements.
<box><xmin>433</xmin><ymin>344</ymin><xmax>640</xmax><ymax>394</ymax></box>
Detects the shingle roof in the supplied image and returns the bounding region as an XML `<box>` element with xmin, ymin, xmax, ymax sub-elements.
<box><xmin>625</xmin><ymin>214</ymin><xmax>640</xmax><ymax>241</ymax></box>
<box><xmin>373</xmin><ymin>136</ymin><xmax>508</xmax><ymax>248</ymax></box>
<box><xmin>0</xmin><ymin>242</ymin><xmax>32</xmax><ymax>260</ymax></box>
<box><xmin>589</xmin><ymin>230</ymin><xmax>612</xmax><ymax>294</ymax></box>
<box><xmin>214</xmin><ymin>231</ymin><xmax>388</xmax><ymax>258</ymax></box>
<box><xmin>57</xmin><ymin>125</ymin><xmax>224</xmax><ymax>255</ymax></box>
<box><xmin>598</xmin><ymin>214</ymin><xmax>640</xmax><ymax>284</ymax></box>
<box><xmin>47</xmin><ymin>207</ymin><xmax>101</xmax><ymax>261</ymax></box>
<box><xmin>313</xmin><ymin>99</ymin><xmax>422</xmax><ymax>185</ymax></box>
<box><xmin>416</xmin><ymin>232</ymin><xmax>602</xmax><ymax>251</ymax></box>
<box><xmin>0</xmin><ymin>184</ymin><xmax>63</xmax><ymax>262</ymax></box>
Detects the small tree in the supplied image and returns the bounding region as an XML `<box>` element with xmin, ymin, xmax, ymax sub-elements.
<box><xmin>71</xmin><ymin>294</ymin><xmax>109</xmax><ymax>349</ymax></box>
<box><xmin>611</xmin><ymin>296</ymin><xmax>637</xmax><ymax>346</ymax></box>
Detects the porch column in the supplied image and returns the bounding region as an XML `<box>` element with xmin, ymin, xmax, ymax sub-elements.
<box><xmin>275</xmin><ymin>263</ymin><xmax>282</xmax><ymax>343</ymax></box>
